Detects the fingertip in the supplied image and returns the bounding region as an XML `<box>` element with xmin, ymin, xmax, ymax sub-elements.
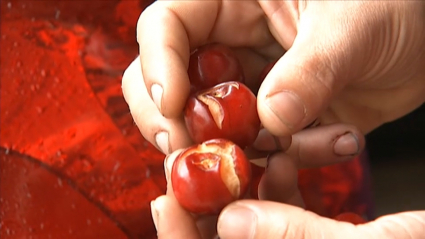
<box><xmin>257</xmin><ymin>47</ymin><xmax>340</xmax><ymax>136</ymax></box>
<box><xmin>164</xmin><ymin>148</ymin><xmax>185</xmax><ymax>183</ymax></box>
<box><xmin>137</xmin><ymin>3</ymin><xmax>192</xmax><ymax>118</ymax></box>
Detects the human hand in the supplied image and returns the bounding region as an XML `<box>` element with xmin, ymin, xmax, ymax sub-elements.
<box><xmin>122</xmin><ymin>1</ymin><xmax>425</xmax><ymax>156</ymax></box>
<box><xmin>151</xmin><ymin>125</ymin><xmax>425</xmax><ymax>239</ymax></box>
<box><xmin>150</xmin><ymin>124</ymin><xmax>373</xmax><ymax>239</ymax></box>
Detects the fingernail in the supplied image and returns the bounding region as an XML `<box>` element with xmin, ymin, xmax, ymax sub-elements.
<box><xmin>266</xmin><ymin>91</ymin><xmax>306</xmax><ymax>130</ymax></box>
<box><xmin>155</xmin><ymin>131</ymin><xmax>170</xmax><ymax>154</ymax></box>
<box><xmin>334</xmin><ymin>133</ymin><xmax>360</xmax><ymax>156</ymax></box>
<box><xmin>151</xmin><ymin>83</ymin><xmax>163</xmax><ymax>112</ymax></box>
<box><xmin>150</xmin><ymin>200</ymin><xmax>159</xmax><ymax>231</ymax></box>
<box><xmin>218</xmin><ymin>205</ymin><xmax>257</xmax><ymax>239</ymax></box>
<box><xmin>164</xmin><ymin>153</ymin><xmax>174</xmax><ymax>182</ymax></box>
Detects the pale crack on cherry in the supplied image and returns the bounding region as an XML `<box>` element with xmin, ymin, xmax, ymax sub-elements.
<box><xmin>219</xmin><ymin>145</ymin><xmax>240</xmax><ymax>199</ymax></box>
<box><xmin>196</xmin><ymin>142</ymin><xmax>241</xmax><ymax>198</ymax></box>
<box><xmin>197</xmin><ymin>94</ymin><xmax>224</xmax><ymax>129</ymax></box>
<box><xmin>196</xmin><ymin>82</ymin><xmax>240</xmax><ymax>130</ymax></box>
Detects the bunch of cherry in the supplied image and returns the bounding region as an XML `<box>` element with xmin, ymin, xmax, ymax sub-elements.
<box><xmin>170</xmin><ymin>43</ymin><xmax>367</xmax><ymax>224</ymax></box>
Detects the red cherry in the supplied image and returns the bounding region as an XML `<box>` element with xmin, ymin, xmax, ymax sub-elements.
<box><xmin>188</xmin><ymin>43</ymin><xmax>245</xmax><ymax>92</ymax></box>
<box><xmin>259</xmin><ymin>61</ymin><xmax>276</xmax><ymax>83</ymax></box>
<box><xmin>334</xmin><ymin>212</ymin><xmax>367</xmax><ymax>225</ymax></box>
<box><xmin>171</xmin><ymin>139</ymin><xmax>251</xmax><ymax>215</ymax></box>
<box><xmin>184</xmin><ymin>81</ymin><xmax>261</xmax><ymax>149</ymax></box>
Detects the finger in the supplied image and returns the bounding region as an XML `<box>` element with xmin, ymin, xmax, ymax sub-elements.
<box><xmin>258</xmin><ymin>152</ymin><xmax>305</xmax><ymax>208</ymax></box>
<box><xmin>151</xmin><ymin>195</ymin><xmax>201</xmax><ymax>239</ymax></box>
<box><xmin>218</xmin><ymin>200</ymin><xmax>425</xmax><ymax>239</ymax></box>
<box><xmin>163</xmin><ymin>149</ymin><xmax>184</xmax><ymax>193</ymax></box>
<box><xmin>137</xmin><ymin>1</ymin><xmax>220</xmax><ymax>118</ymax></box>
<box><xmin>257</xmin><ymin>1</ymin><xmax>366</xmax><ymax>136</ymax></box>
<box><xmin>289</xmin><ymin>123</ymin><xmax>365</xmax><ymax>168</ymax></box>
<box><xmin>122</xmin><ymin>57</ymin><xmax>193</xmax><ymax>154</ymax></box>
<box><xmin>251</xmin><ymin>123</ymin><xmax>365</xmax><ymax>168</ymax></box>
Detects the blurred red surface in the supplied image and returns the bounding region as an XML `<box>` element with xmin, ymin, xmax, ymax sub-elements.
<box><xmin>0</xmin><ymin>0</ymin><xmax>374</xmax><ymax>238</ymax></box>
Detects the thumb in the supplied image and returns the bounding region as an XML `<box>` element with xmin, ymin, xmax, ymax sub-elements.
<box><xmin>217</xmin><ymin>200</ymin><xmax>425</xmax><ymax>239</ymax></box>
<box><xmin>257</xmin><ymin>3</ymin><xmax>368</xmax><ymax>136</ymax></box>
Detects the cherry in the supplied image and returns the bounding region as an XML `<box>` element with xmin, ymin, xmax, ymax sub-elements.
<box><xmin>188</xmin><ymin>43</ymin><xmax>245</xmax><ymax>93</ymax></box>
<box><xmin>171</xmin><ymin>139</ymin><xmax>251</xmax><ymax>215</ymax></box>
<box><xmin>334</xmin><ymin>212</ymin><xmax>367</xmax><ymax>225</ymax></box>
<box><xmin>184</xmin><ymin>81</ymin><xmax>261</xmax><ymax>149</ymax></box>
<box><xmin>258</xmin><ymin>61</ymin><xmax>276</xmax><ymax>83</ymax></box>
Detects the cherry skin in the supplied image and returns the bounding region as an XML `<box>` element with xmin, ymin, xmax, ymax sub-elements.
<box><xmin>188</xmin><ymin>43</ymin><xmax>245</xmax><ymax>93</ymax></box>
<box><xmin>258</xmin><ymin>61</ymin><xmax>276</xmax><ymax>83</ymax></box>
<box><xmin>184</xmin><ymin>81</ymin><xmax>261</xmax><ymax>149</ymax></box>
<box><xmin>171</xmin><ymin>139</ymin><xmax>251</xmax><ymax>215</ymax></box>
<box><xmin>334</xmin><ymin>212</ymin><xmax>367</xmax><ymax>225</ymax></box>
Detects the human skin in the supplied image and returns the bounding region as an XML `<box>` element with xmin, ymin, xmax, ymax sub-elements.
<box><xmin>122</xmin><ymin>1</ymin><xmax>425</xmax><ymax>238</ymax></box>
<box><xmin>122</xmin><ymin>1</ymin><xmax>425</xmax><ymax>155</ymax></box>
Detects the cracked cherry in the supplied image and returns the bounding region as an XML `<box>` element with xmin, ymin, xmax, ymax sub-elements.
<box><xmin>171</xmin><ymin>138</ymin><xmax>251</xmax><ymax>215</ymax></box>
<box><xmin>188</xmin><ymin>43</ymin><xmax>245</xmax><ymax>92</ymax></box>
<box><xmin>184</xmin><ymin>81</ymin><xmax>261</xmax><ymax>149</ymax></box>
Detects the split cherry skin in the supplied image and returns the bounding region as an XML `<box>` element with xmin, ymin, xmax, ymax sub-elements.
<box><xmin>184</xmin><ymin>81</ymin><xmax>261</xmax><ymax>149</ymax></box>
<box><xmin>171</xmin><ymin>139</ymin><xmax>251</xmax><ymax>215</ymax></box>
<box><xmin>188</xmin><ymin>43</ymin><xmax>245</xmax><ymax>93</ymax></box>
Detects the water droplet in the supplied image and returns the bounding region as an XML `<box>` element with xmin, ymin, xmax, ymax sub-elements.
<box><xmin>86</xmin><ymin>219</ymin><xmax>91</xmax><ymax>225</ymax></box>
<box><xmin>55</xmin><ymin>10</ymin><xmax>61</xmax><ymax>19</ymax></box>
<box><xmin>16</xmin><ymin>61</ymin><xmax>22</xmax><ymax>68</ymax></box>
<box><xmin>40</xmin><ymin>69</ymin><xmax>46</xmax><ymax>77</ymax></box>
<box><xmin>13</xmin><ymin>42</ymin><xmax>18</xmax><ymax>47</ymax></box>
<box><xmin>97</xmin><ymin>217</ymin><xmax>102</xmax><ymax>224</ymax></box>
<box><xmin>7</xmin><ymin>2</ymin><xmax>11</xmax><ymax>9</ymax></box>
<box><xmin>5</xmin><ymin>148</ymin><xmax>10</xmax><ymax>154</ymax></box>
<box><xmin>26</xmin><ymin>192</ymin><xmax>32</xmax><ymax>198</ymax></box>
<box><xmin>46</xmin><ymin>92</ymin><xmax>52</xmax><ymax>99</ymax></box>
<box><xmin>69</xmin><ymin>229</ymin><xmax>73</xmax><ymax>234</ymax></box>
<box><xmin>30</xmin><ymin>84</ymin><xmax>35</xmax><ymax>91</ymax></box>
<box><xmin>40</xmin><ymin>223</ymin><xmax>44</xmax><ymax>230</ymax></box>
<box><xmin>71</xmin><ymin>203</ymin><xmax>76</xmax><ymax>209</ymax></box>
<box><xmin>6</xmin><ymin>228</ymin><xmax>10</xmax><ymax>235</ymax></box>
<box><xmin>36</xmin><ymin>106</ymin><xmax>44</xmax><ymax>114</ymax></box>
<box><xmin>57</xmin><ymin>178</ymin><xmax>63</xmax><ymax>187</ymax></box>
<box><xmin>112</xmin><ymin>162</ymin><xmax>121</xmax><ymax>172</ymax></box>
<box><xmin>145</xmin><ymin>168</ymin><xmax>150</xmax><ymax>178</ymax></box>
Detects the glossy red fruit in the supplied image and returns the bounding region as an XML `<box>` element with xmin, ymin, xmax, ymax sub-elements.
<box><xmin>184</xmin><ymin>81</ymin><xmax>261</xmax><ymax>149</ymax></box>
<box><xmin>188</xmin><ymin>43</ymin><xmax>245</xmax><ymax>92</ymax></box>
<box><xmin>334</xmin><ymin>212</ymin><xmax>367</xmax><ymax>225</ymax></box>
<box><xmin>171</xmin><ymin>139</ymin><xmax>251</xmax><ymax>215</ymax></box>
<box><xmin>259</xmin><ymin>61</ymin><xmax>276</xmax><ymax>83</ymax></box>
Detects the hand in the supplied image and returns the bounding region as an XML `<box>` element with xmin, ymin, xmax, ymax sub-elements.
<box><xmin>151</xmin><ymin>125</ymin><xmax>425</xmax><ymax>239</ymax></box>
<box><xmin>151</xmin><ymin>124</ymin><xmax>371</xmax><ymax>239</ymax></box>
<box><xmin>122</xmin><ymin>1</ymin><xmax>425</xmax><ymax>155</ymax></box>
